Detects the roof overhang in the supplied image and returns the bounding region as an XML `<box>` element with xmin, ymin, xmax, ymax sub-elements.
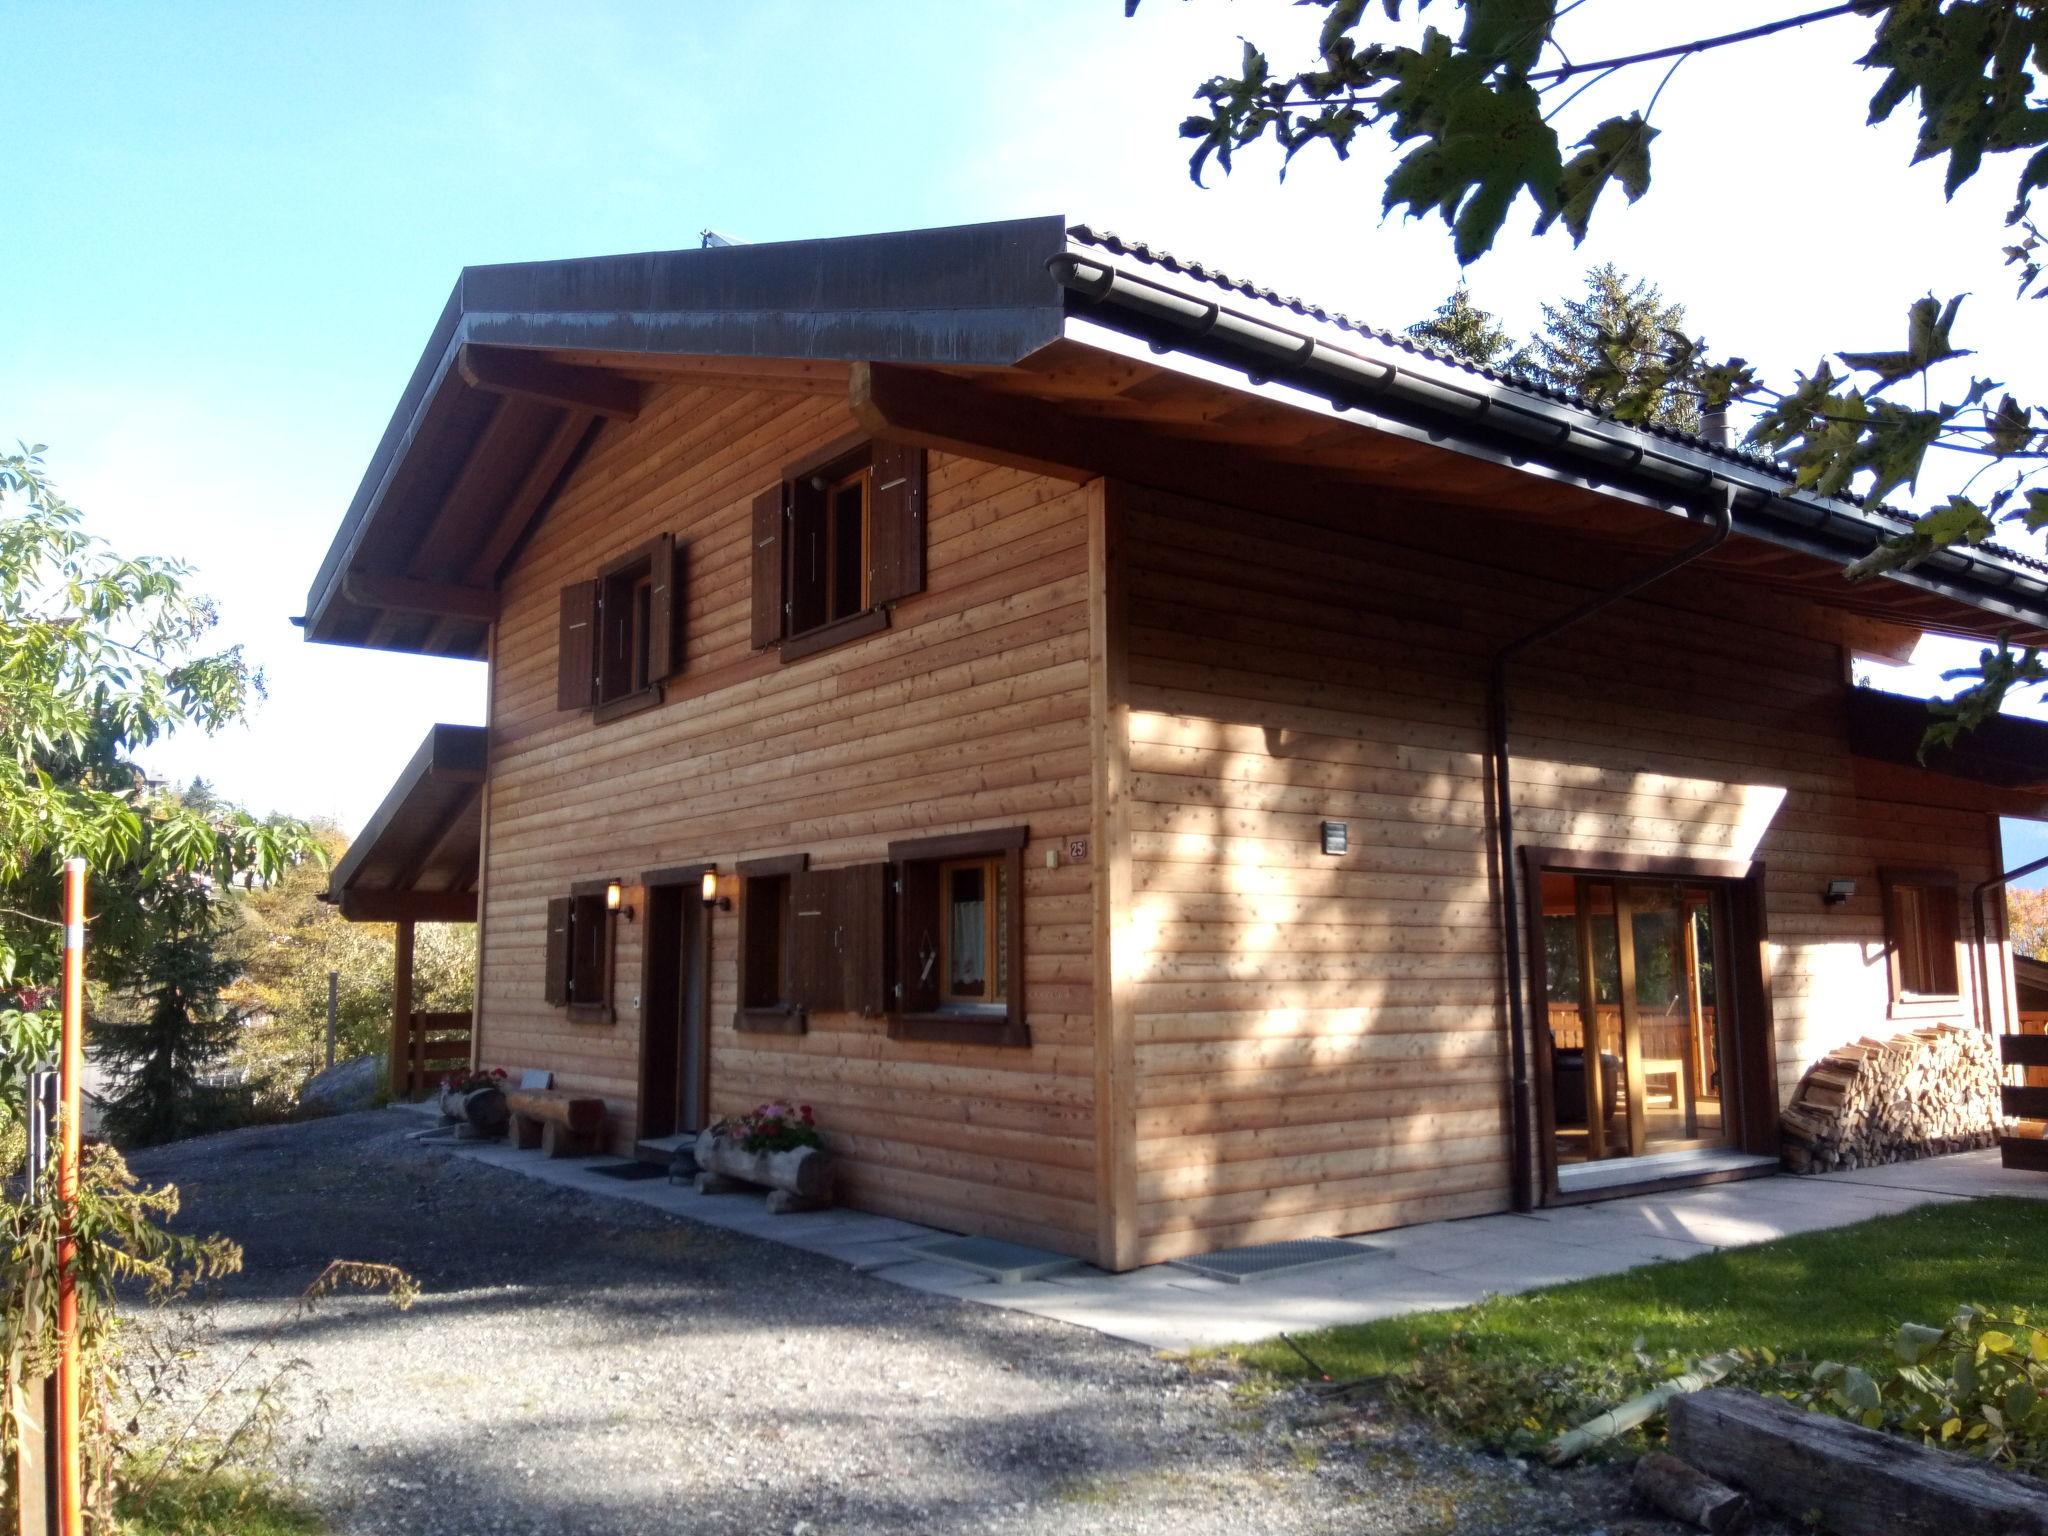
<box><xmin>324</xmin><ymin>724</ymin><xmax>485</xmax><ymax>922</ymax></box>
<box><xmin>305</xmin><ymin>215</ymin><xmax>2048</xmax><ymax>662</ymax></box>
<box><xmin>1846</xmin><ymin>687</ymin><xmax>2048</xmax><ymax>794</ymax></box>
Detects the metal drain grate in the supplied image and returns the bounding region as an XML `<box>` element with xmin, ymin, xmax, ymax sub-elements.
<box><xmin>916</xmin><ymin>1236</ymin><xmax>1083</xmax><ymax>1284</ymax></box>
<box><xmin>1171</xmin><ymin>1237</ymin><xmax>1378</xmax><ymax>1285</ymax></box>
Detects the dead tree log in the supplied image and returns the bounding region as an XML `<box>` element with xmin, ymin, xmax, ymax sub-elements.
<box><xmin>1631</xmin><ymin>1451</ymin><xmax>1751</xmax><ymax>1534</ymax></box>
<box><xmin>1668</xmin><ymin>1388</ymin><xmax>2048</xmax><ymax>1536</ymax></box>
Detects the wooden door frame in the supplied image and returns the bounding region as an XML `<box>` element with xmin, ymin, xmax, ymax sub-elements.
<box><xmin>638</xmin><ymin>862</ymin><xmax>714</xmax><ymax>1140</ymax></box>
<box><xmin>1519</xmin><ymin>846</ymin><xmax>1780</xmax><ymax>1204</ymax></box>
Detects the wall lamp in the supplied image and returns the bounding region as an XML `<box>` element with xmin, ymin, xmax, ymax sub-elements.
<box><xmin>701</xmin><ymin>868</ymin><xmax>731</xmax><ymax>911</ymax></box>
<box><xmin>1823</xmin><ymin>877</ymin><xmax>1856</xmax><ymax>907</ymax></box>
<box><xmin>605</xmin><ymin>880</ymin><xmax>635</xmax><ymax>921</ymax></box>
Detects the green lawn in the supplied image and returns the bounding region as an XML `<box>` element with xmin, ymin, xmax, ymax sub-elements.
<box><xmin>1233</xmin><ymin>1197</ymin><xmax>2048</xmax><ymax>1446</ymax></box>
<box><xmin>116</xmin><ymin>1468</ymin><xmax>325</xmax><ymax>1536</ymax></box>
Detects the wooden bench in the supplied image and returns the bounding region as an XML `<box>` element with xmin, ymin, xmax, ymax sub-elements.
<box><xmin>505</xmin><ymin>1089</ymin><xmax>606</xmax><ymax>1158</ymax></box>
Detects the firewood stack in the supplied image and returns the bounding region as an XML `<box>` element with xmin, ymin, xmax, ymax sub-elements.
<box><xmin>1780</xmin><ymin>1024</ymin><xmax>2002</xmax><ymax>1174</ymax></box>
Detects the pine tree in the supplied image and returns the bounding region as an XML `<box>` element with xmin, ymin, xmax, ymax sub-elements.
<box><xmin>1526</xmin><ymin>265</ymin><xmax>1702</xmax><ymax>432</ymax></box>
<box><xmin>94</xmin><ymin>874</ymin><xmax>250</xmax><ymax>1147</ymax></box>
<box><xmin>1406</xmin><ymin>281</ymin><xmax>1523</xmax><ymax>371</ymax></box>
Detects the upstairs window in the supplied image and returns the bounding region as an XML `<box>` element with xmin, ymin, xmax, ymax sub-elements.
<box><xmin>544</xmin><ymin>881</ymin><xmax>616</xmax><ymax>1023</ymax></box>
<box><xmin>1883</xmin><ymin>869</ymin><xmax>1961</xmax><ymax>1002</ymax></box>
<box><xmin>889</xmin><ymin>825</ymin><xmax>1029</xmax><ymax>1047</ymax></box>
<box><xmin>558</xmin><ymin>533</ymin><xmax>684</xmax><ymax>722</ymax></box>
<box><xmin>752</xmin><ymin>437</ymin><xmax>925</xmax><ymax>663</ymax></box>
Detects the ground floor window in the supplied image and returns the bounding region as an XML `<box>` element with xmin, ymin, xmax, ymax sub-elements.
<box><xmin>887</xmin><ymin>826</ymin><xmax>1029</xmax><ymax>1047</ymax></box>
<box><xmin>1882</xmin><ymin>867</ymin><xmax>1961</xmax><ymax>1004</ymax></box>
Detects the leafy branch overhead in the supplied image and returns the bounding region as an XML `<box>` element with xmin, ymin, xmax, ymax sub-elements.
<box><xmin>1148</xmin><ymin>0</ymin><xmax>2048</xmax><ymax>730</ymax></box>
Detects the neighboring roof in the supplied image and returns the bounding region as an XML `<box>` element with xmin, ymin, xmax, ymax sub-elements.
<box><xmin>304</xmin><ymin>215</ymin><xmax>2048</xmax><ymax>661</ymax></box>
<box><xmin>1845</xmin><ymin>687</ymin><xmax>2048</xmax><ymax>792</ymax></box>
<box><xmin>324</xmin><ymin>724</ymin><xmax>485</xmax><ymax>923</ymax></box>
<box><xmin>2018</xmin><ymin>953</ymin><xmax>2048</xmax><ymax>1010</ymax></box>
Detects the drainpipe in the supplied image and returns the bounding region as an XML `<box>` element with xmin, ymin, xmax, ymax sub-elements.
<box><xmin>1972</xmin><ymin>851</ymin><xmax>2048</xmax><ymax>1035</ymax></box>
<box><xmin>1489</xmin><ymin>487</ymin><xmax>1733</xmax><ymax>1211</ymax></box>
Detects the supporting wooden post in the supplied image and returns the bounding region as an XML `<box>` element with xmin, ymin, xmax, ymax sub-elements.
<box><xmin>391</xmin><ymin>918</ymin><xmax>416</xmax><ymax>1100</ymax></box>
<box><xmin>55</xmin><ymin>858</ymin><xmax>84</xmax><ymax>1536</ymax></box>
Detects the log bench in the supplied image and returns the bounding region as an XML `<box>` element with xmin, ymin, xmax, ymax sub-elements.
<box><xmin>506</xmin><ymin>1089</ymin><xmax>606</xmax><ymax>1158</ymax></box>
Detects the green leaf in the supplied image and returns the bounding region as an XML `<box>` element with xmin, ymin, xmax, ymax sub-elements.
<box><xmin>1543</xmin><ymin>114</ymin><xmax>1657</xmax><ymax>244</ymax></box>
<box><xmin>1838</xmin><ymin>295</ymin><xmax>1971</xmax><ymax>392</ymax></box>
<box><xmin>1896</xmin><ymin>1322</ymin><xmax>1948</xmax><ymax>1365</ymax></box>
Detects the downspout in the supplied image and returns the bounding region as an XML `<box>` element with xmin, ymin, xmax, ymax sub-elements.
<box><xmin>1972</xmin><ymin>851</ymin><xmax>2048</xmax><ymax>1034</ymax></box>
<box><xmin>1489</xmin><ymin>487</ymin><xmax>1733</xmax><ymax>1211</ymax></box>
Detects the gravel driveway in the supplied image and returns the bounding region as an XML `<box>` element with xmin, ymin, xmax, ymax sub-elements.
<box><xmin>126</xmin><ymin>1112</ymin><xmax>1680</xmax><ymax>1536</ymax></box>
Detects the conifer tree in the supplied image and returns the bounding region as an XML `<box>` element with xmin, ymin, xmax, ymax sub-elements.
<box><xmin>1525</xmin><ymin>265</ymin><xmax>1701</xmax><ymax>432</ymax></box>
<box><xmin>1406</xmin><ymin>281</ymin><xmax>1523</xmax><ymax>371</ymax></box>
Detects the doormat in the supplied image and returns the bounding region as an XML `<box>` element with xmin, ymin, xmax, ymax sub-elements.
<box><xmin>1171</xmin><ymin>1237</ymin><xmax>1380</xmax><ymax>1285</ymax></box>
<box><xmin>916</xmin><ymin>1236</ymin><xmax>1083</xmax><ymax>1284</ymax></box>
<box><xmin>588</xmin><ymin>1161</ymin><xmax>669</xmax><ymax>1181</ymax></box>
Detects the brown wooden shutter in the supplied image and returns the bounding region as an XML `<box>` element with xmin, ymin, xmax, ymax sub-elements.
<box><xmin>543</xmin><ymin>896</ymin><xmax>572</xmax><ymax>1005</ymax></box>
<box><xmin>895</xmin><ymin>858</ymin><xmax>943</xmax><ymax>1015</ymax></box>
<box><xmin>789</xmin><ymin>868</ymin><xmax>838</xmax><ymax>1012</ymax></box>
<box><xmin>556</xmin><ymin>581</ymin><xmax>597</xmax><ymax>711</ymax></box>
<box><xmin>867</xmin><ymin>442</ymin><xmax>925</xmax><ymax>607</ymax></box>
<box><xmin>750</xmin><ymin>485</ymin><xmax>785</xmax><ymax>649</ymax></box>
<box><xmin>644</xmin><ymin>533</ymin><xmax>681</xmax><ymax>682</ymax></box>
<box><xmin>841</xmin><ymin>862</ymin><xmax>891</xmax><ymax>1017</ymax></box>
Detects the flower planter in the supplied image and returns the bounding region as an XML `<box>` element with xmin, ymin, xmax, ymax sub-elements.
<box><xmin>692</xmin><ymin>1128</ymin><xmax>833</xmax><ymax>1212</ymax></box>
<box><xmin>438</xmin><ymin>1084</ymin><xmax>508</xmax><ymax>1138</ymax></box>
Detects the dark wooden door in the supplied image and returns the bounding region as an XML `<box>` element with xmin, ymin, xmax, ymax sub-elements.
<box><xmin>639</xmin><ymin>883</ymin><xmax>709</xmax><ymax>1141</ymax></box>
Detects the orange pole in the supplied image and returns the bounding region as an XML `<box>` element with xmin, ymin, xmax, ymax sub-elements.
<box><xmin>55</xmin><ymin>857</ymin><xmax>84</xmax><ymax>1536</ymax></box>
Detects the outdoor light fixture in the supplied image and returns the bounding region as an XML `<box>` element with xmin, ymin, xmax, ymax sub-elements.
<box><xmin>605</xmin><ymin>880</ymin><xmax>623</xmax><ymax>910</ymax></box>
<box><xmin>701</xmin><ymin>868</ymin><xmax>731</xmax><ymax>911</ymax></box>
<box><xmin>1823</xmin><ymin>878</ymin><xmax>1857</xmax><ymax>906</ymax></box>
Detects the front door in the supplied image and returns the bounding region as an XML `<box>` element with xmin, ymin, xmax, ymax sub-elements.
<box><xmin>639</xmin><ymin>881</ymin><xmax>709</xmax><ymax>1141</ymax></box>
<box><xmin>1540</xmin><ymin>872</ymin><xmax>1740</xmax><ymax>1167</ymax></box>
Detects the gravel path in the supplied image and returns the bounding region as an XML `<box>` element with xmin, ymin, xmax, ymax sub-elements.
<box><xmin>126</xmin><ymin>1112</ymin><xmax>1696</xmax><ymax>1536</ymax></box>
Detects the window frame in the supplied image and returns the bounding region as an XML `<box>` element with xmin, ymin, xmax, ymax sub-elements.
<box><xmin>554</xmin><ymin>878</ymin><xmax>617</xmax><ymax>1025</ymax></box>
<box><xmin>735</xmin><ymin>853</ymin><xmax>808</xmax><ymax>1034</ymax></box>
<box><xmin>593</xmin><ymin>544</ymin><xmax>661</xmax><ymax>723</ymax></box>
<box><xmin>936</xmin><ymin>855</ymin><xmax>1007</xmax><ymax>1010</ymax></box>
<box><xmin>887</xmin><ymin>825</ymin><xmax>1029</xmax><ymax>1048</ymax></box>
<box><xmin>1880</xmin><ymin>865</ymin><xmax>1963</xmax><ymax>1012</ymax></box>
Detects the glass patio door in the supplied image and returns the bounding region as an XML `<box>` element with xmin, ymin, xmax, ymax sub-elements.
<box><xmin>1547</xmin><ymin>875</ymin><xmax>1732</xmax><ymax>1165</ymax></box>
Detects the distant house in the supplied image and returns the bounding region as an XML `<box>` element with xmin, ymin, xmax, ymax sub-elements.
<box><xmin>2019</xmin><ymin>954</ymin><xmax>2048</xmax><ymax>1019</ymax></box>
<box><xmin>303</xmin><ymin>218</ymin><xmax>2048</xmax><ymax>1270</ymax></box>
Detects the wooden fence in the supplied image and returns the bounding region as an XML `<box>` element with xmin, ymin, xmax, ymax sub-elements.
<box><xmin>392</xmin><ymin>1009</ymin><xmax>473</xmax><ymax>1099</ymax></box>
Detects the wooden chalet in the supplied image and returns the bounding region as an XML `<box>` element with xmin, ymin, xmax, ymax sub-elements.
<box><xmin>304</xmin><ymin>216</ymin><xmax>2048</xmax><ymax>1269</ymax></box>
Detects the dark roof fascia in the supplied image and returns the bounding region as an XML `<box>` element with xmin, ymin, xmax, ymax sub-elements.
<box><xmin>1845</xmin><ymin>686</ymin><xmax>2048</xmax><ymax>790</ymax></box>
<box><xmin>325</xmin><ymin>723</ymin><xmax>488</xmax><ymax>901</ymax></box>
<box><xmin>305</xmin><ymin>214</ymin><xmax>1072</xmax><ymax>641</ymax></box>
<box><xmin>1049</xmin><ymin>245</ymin><xmax>2048</xmax><ymax>641</ymax></box>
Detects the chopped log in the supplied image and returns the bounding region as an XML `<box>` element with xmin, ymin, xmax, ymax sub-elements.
<box><xmin>1778</xmin><ymin>1024</ymin><xmax>2004</xmax><ymax>1174</ymax></box>
<box><xmin>1668</xmin><ymin>1388</ymin><xmax>2048</xmax><ymax>1536</ymax></box>
<box><xmin>1632</xmin><ymin>1451</ymin><xmax>1751</xmax><ymax>1534</ymax></box>
<box><xmin>692</xmin><ymin>1129</ymin><xmax>833</xmax><ymax>1206</ymax></box>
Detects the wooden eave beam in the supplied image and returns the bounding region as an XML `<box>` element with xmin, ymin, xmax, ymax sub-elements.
<box><xmin>387</xmin><ymin>783</ymin><xmax>483</xmax><ymax>895</ymax></box>
<box><xmin>333</xmin><ymin>888</ymin><xmax>478</xmax><ymax>924</ymax></box>
<box><xmin>457</xmin><ymin>344</ymin><xmax>643</xmax><ymax>421</ymax></box>
<box><xmin>851</xmin><ymin>362</ymin><xmax>1096</xmax><ymax>483</ymax></box>
<box><xmin>462</xmin><ymin>411</ymin><xmax>598</xmax><ymax>586</ymax></box>
<box><xmin>341</xmin><ymin>572</ymin><xmax>500</xmax><ymax>622</ymax></box>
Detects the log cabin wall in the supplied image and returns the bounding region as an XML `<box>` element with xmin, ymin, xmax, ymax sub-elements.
<box><xmin>1110</xmin><ymin>478</ymin><xmax>2003</xmax><ymax>1266</ymax></box>
<box><xmin>479</xmin><ymin>379</ymin><xmax>1101</xmax><ymax>1258</ymax></box>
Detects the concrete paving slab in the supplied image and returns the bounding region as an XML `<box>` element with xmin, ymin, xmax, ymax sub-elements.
<box><xmin>427</xmin><ymin>1131</ymin><xmax>2036</xmax><ymax>1353</ymax></box>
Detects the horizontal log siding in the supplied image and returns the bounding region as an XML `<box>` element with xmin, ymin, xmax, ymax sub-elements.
<box><xmin>1116</xmin><ymin>481</ymin><xmax>1998</xmax><ymax>1264</ymax></box>
<box><xmin>479</xmin><ymin>384</ymin><xmax>1098</xmax><ymax>1256</ymax></box>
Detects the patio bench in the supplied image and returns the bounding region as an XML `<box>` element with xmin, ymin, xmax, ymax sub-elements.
<box><xmin>505</xmin><ymin>1089</ymin><xmax>606</xmax><ymax>1158</ymax></box>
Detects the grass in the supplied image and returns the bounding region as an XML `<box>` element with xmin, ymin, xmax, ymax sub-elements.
<box><xmin>1232</xmin><ymin>1197</ymin><xmax>2048</xmax><ymax>1448</ymax></box>
<box><xmin>115</xmin><ymin>1467</ymin><xmax>325</xmax><ymax>1535</ymax></box>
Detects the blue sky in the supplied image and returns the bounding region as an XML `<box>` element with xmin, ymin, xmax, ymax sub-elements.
<box><xmin>6</xmin><ymin>2</ymin><xmax>2045</xmax><ymax>877</ymax></box>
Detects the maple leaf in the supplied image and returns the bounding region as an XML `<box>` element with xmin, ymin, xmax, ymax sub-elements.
<box><xmin>1837</xmin><ymin>295</ymin><xmax>1972</xmax><ymax>391</ymax></box>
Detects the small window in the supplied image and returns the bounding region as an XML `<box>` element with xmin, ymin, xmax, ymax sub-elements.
<box><xmin>888</xmin><ymin>826</ymin><xmax>1028</xmax><ymax>1047</ymax></box>
<box><xmin>750</xmin><ymin>438</ymin><xmax>925</xmax><ymax>663</ymax></box>
<box><xmin>544</xmin><ymin>883</ymin><xmax>615</xmax><ymax>1023</ymax></box>
<box><xmin>1883</xmin><ymin>869</ymin><xmax>1961</xmax><ymax>1002</ymax></box>
<box><xmin>558</xmin><ymin>534</ymin><xmax>681</xmax><ymax>721</ymax></box>
<box><xmin>736</xmin><ymin>854</ymin><xmax>807</xmax><ymax>1033</ymax></box>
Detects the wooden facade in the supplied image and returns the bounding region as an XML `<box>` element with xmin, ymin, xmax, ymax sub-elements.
<box><xmin>311</xmin><ymin>221</ymin><xmax>2048</xmax><ymax>1271</ymax></box>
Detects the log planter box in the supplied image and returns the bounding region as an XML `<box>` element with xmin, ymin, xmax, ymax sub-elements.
<box><xmin>438</xmin><ymin>1084</ymin><xmax>509</xmax><ymax>1139</ymax></box>
<box><xmin>691</xmin><ymin>1128</ymin><xmax>834</xmax><ymax>1213</ymax></box>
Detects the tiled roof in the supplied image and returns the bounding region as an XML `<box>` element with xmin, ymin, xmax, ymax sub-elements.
<box><xmin>1065</xmin><ymin>223</ymin><xmax>2048</xmax><ymax>579</ymax></box>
